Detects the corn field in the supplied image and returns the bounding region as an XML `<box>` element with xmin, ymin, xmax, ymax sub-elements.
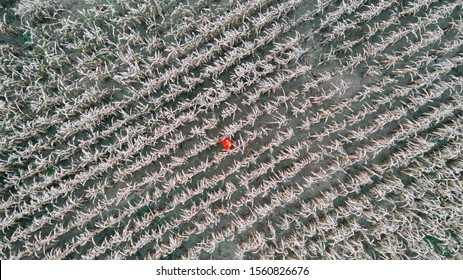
<box><xmin>0</xmin><ymin>0</ymin><xmax>462</xmax><ymax>260</ymax></box>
